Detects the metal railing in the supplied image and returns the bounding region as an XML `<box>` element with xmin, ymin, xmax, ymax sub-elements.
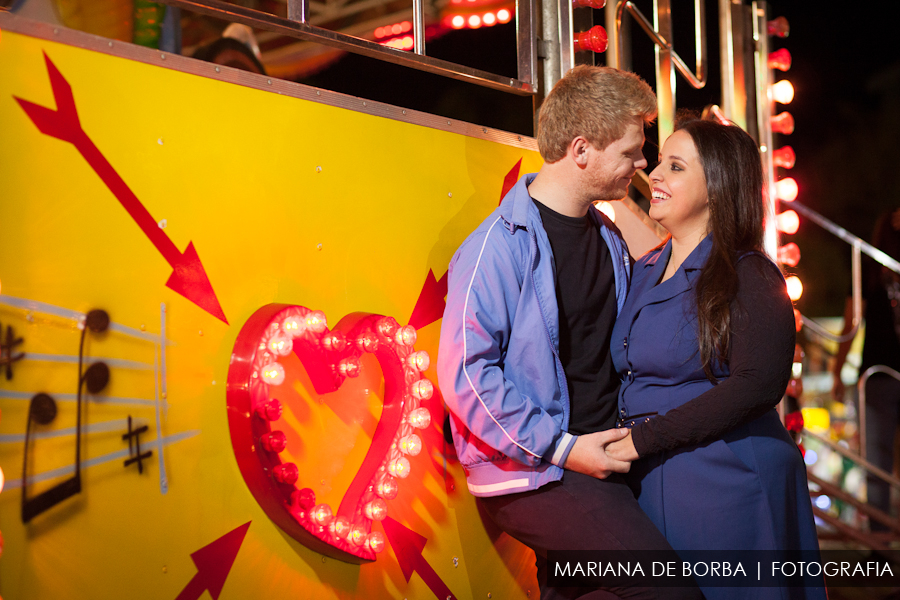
<box><xmin>154</xmin><ymin>0</ymin><xmax>538</xmax><ymax>95</ymax></box>
<box><xmin>611</xmin><ymin>0</ymin><xmax>708</xmax><ymax>147</ymax></box>
<box><xmin>791</xmin><ymin>202</ymin><xmax>900</xmax><ymax>345</ymax></box>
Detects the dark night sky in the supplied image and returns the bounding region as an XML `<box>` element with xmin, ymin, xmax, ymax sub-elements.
<box><xmin>300</xmin><ymin>2</ymin><xmax>900</xmax><ymax>315</ymax></box>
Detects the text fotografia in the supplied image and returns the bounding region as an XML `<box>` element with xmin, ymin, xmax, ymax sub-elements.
<box><xmin>546</xmin><ymin>550</ymin><xmax>899</xmax><ymax>588</ymax></box>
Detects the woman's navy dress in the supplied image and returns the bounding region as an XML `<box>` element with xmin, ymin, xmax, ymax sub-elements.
<box><xmin>611</xmin><ymin>237</ymin><xmax>826</xmax><ymax>599</ymax></box>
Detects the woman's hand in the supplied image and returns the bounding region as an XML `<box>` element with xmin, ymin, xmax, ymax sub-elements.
<box><xmin>565</xmin><ymin>428</ymin><xmax>632</xmax><ymax>479</ymax></box>
<box><xmin>606</xmin><ymin>430</ymin><xmax>639</xmax><ymax>462</ymax></box>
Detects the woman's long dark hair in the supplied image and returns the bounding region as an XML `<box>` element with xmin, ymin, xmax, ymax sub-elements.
<box><xmin>677</xmin><ymin>120</ymin><xmax>765</xmax><ymax>381</ymax></box>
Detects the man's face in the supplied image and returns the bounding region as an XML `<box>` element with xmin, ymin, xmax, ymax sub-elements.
<box><xmin>584</xmin><ymin>118</ymin><xmax>648</xmax><ymax>201</ymax></box>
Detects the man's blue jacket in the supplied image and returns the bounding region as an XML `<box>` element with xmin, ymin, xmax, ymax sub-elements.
<box><xmin>437</xmin><ymin>173</ymin><xmax>631</xmax><ymax>497</ymax></box>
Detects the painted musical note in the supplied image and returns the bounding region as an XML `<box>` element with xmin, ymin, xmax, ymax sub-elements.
<box><xmin>20</xmin><ymin>309</ymin><xmax>110</xmax><ymax>523</ymax></box>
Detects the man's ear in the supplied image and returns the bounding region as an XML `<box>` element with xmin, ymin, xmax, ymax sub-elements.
<box><xmin>570</xmin><ymin>136</ymin><xmax>591</xmax><ymax>167</ymax></box>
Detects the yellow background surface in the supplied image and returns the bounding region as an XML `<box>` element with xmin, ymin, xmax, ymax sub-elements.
<box><xmin>0</xmin><ymin>25</ymin><xmax>545</xmax><ymax>600</ymax></box>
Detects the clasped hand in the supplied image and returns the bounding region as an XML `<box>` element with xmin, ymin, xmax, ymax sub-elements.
<box><xmin>565</xmin><ymin>428</ymin><xmax>639</xmax><ymax>479</ymax></box>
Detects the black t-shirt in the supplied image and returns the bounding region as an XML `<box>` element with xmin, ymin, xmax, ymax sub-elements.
<box><xmin>533</xmin><ymin>199</ymin><xmax>619</xmax><ymax>433</ymax></box>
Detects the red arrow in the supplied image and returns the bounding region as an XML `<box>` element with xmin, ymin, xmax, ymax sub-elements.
<box><xmin>408</xmin><ymin>269</ymin><xmax>448</xmax><ymax>331</ymax></box>
<box><xmin>14</xmin><ymin>52</ymin><xmax>228</xmax><ymax>324</ymax></box>
<box><xmin>175</xmin><ymin>521</ymin><xmax>250</xmax><ymax>600</ymax></box>
<box><xmin>499</xmin><ymin>157</ymin><xmax>522</xmax><ymax>205</ymax></box>
<box><xmin>382</xmin><ymin>517</ymin><xmax>456</xmax><ymax>600</ymax></box>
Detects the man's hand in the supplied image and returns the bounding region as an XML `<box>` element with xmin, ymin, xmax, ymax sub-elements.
<box><xmin>606</xmin><ymin>430</ymin><xmax>639</xmax><ymax>462</ymax></box>
<box><xmin>564</xmin><ymin>428</ymin><xmax>632</xmax><ymax>479</ymax></box>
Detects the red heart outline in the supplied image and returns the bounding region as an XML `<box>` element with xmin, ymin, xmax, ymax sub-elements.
<box><xmin>227</xmin><ymin>304</ymin><xmax>432</xmax><ymax>563</ymax></box>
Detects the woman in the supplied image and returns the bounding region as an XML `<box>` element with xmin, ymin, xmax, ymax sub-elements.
<box><xmin>606</xmin><ymin>120</ymin><xmax>825</xmax><ymax>599</ymax></box>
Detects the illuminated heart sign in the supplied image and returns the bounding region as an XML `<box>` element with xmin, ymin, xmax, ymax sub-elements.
<box><xmin>226</xmin><ymin>304</ymin><xmax>433</xmax><ymax>563</ymax></box>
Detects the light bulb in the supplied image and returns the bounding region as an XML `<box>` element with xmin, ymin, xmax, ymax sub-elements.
<box><xmin>377</xmin><ymin>316</ymin><xmax>399</xmax><ymax>337</ymax></box>
<box><xmin>399</xmin><ymin>434</ymin><xmax>422</xmax><ymax>456</ymax></box>
<box><xmin>776</xmin><ymin>177</ymin><xmax>798</xmax><ymax>202</ymax></box>
<box><xmin>349</xmin><ymin>523</ymin><xmax>368</xmax><ymax>545</ymax></box>
<box><xmin>323</xmin><ymin>332</ymin><xmax>347</xmax><ymax>352</ymax></box>
<box><xmin>767</xmin><ymin>16</ymin><xmax>789</xmax><ymax>38</ymax></box>
<box><xmin>411</xmin><ymin>378</ymin><xmax>434</xmax><ymax>400</ymax></box>
<box><xmin>786</xmin><ymin>275</ymin><xmax>803</xmax><ymax>301</ymax></box>
<box><xmin>306</xmin><ymin>310</ymin><xmax>328</xmax><ymax>334</ymax></box>
<box><xmin>377</xmin><ymin>475</ymin><xmax>399</xmax><ymax>499</ymax></box>
<box><xmin>268</xmin><ymin>332</ymin><xmax>293</xmax><ymax>357</ymax></box>
<box><xmin>771</xmin><ymin>111</ymin><xmax>794</xmax><ymax>135</ymax></box>
<box><xmin>776</xmin><ymin>210</ymin><xmax>799</xmax><ymax>235</ymax></box>
<box><xmin>261</xmin><ymin>430</ymin><xmax>287</xmax><ymax>453</ymax></box>
<box><xmin>483</xmin><ymin>12</ymin><xmax>496</xmax><ymax>25</ymax></box>
<box><xmin>293</xmin><ymin>487</ymin><xmax>316</xmax><ymax>510</ymax></box>
<box><xmin>388</xmin><ymin>457</ymin><xmax>411</xmax><ymax>478</ymax></box>
<box><xmin>773</xmin><ymin>146</ymin><xmax>795</xmax><ymax>169</ymax></box>
<box><xmin>451</xmin><ymin>15</ymin><xmax>465</xmax><ymax>28</ymax></box>
<box><xmin>366</xmin><ymin>531</ymin><xmax>386</xmax><ymax>553</ymax></box>
<box><xmin>768</xmin><ymin>48</ymin><xmax>791</xmax><ymax>71</ymax></box>
<box><xmin>273</xmin><ymin>462</ymin><xmax>299</xmax><ymax>484</ymax></box>
<box><xmin>395</xmin><ymin>325</ymin><xmax>417</xmax><ymax>346</ymax></box>
<box><xmin>311</xmin><ymin>503</ymin><xmax>334</xmax><ymax>526</ymax></box>
<box><xmin>497</xmin><ymin>9</ymin><xmax>511</xmax><ymax>22</ymax></box>
<box><xmin>468</xmin><ymin>14</ymin><xmax>481</xmax><ymax>28</ymax></box>
<box><xmin>261</xmin><ymin>362</ymin><xmax>285</xmax><ymax>386</ymax></box>
<box><xmin>408</xmin><ymin>407</ymin><xmax>432</xmax><ymax>429</ymax></box>
<box><xmin>331</xmin><ymin>515</ymin><xmax>351</xmax><ymax>539</ymax></box>
<box><xmin>357</xmin><ymin>332</ymin><xmax>379</xmax><ymax>352</ymax></box>
<box><xmin>364</xmin><ymin>498</ymin><xmax>388</xmax><ymax>521</ymax></box>
<box><xmin>339</xmin><ymin>357</ymin><xmax>361</xmax><ymax>377</ymax></box>
<box><xmin>777</xmin><ymin>243</ymin><xmax>801</xmax><ymax>267</ymax></box>
<box><xmin>282</xmin><ymin>315</ymin><xmax>307</xmax><ymax>338</ymax></box>
<box><xmin>407</xmin><ymin>351</ymin><xmax>430</xmax><ymax>371</ymax></box>
<box><xmin>256</xmin><ymin>398</ymin><xmax>283</xmax><ymax>421</ymax></box>
<box><xmin>772</xmin><ymin>80</ymin><xmax>794</xmax><ymax>104</ymax></box>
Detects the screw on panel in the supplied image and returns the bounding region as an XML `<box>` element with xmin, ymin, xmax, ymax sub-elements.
<box><xmin>402</xmin><ymin>110</ymin><xmax>407</xmax><ymax>115</ymax></box>
<box><xmin>453</xmin><ymin>557</ymin><xmax>459</xmax><ymax>567</ymax></box>
<box><xmin>316</xmin><ymin>166</ymin><xmax>322</xmax><ymax>173</ymax></box>
<box><xmin>162</xmin><ymin>565</ymin><xmax>167</xmax><ymax>573</ymax></box>
<box><xmin>215</xmin><ymin>66</ymin><xmax>220</xmax><ymax>72</ymax></box>
<box><xmin>158</xmin><ymin>138</ymin><xmax>164</xmax><ymax>145</ymax></box>
<box><xmin>211</xmin><ymin>380</ymin><xmax>216</xmax><ymax>385</ymax></box>
<box><xmin>317</xmin><ymin>243</ymin><xmax>323</xmax><ymax>250</ymax></box>
<box><xmin>158</xmin><ymin>219</ymin><xmax>167</xmax><ymax>229</ymax></box>
<box><xmin>53</xmin><ymin>28</ymin><xmax>59</xmax><ymax>34</ymax></box>
<box><xmin>267</xmin><ymin>79</ymin><xmax>272</xmax><ymax>85</ymax></box>
<box><xmin>363</xmin><ymin>101</ymin><xmax>367</xmax><ymax>107</ymax></box>
<box><xmin>108</xmin><ymin>41</ymin><xmax>113</xmax><ymax>47</ymax></box>
<box><xmin>199</xmin><ymin>330</ymin><xmax>203</xmax><ymax>336</ymax></box>
<box><xmin>161</xmin><ymin>53</ymin><xmax>166</xmax><ymax>60</ymax></box>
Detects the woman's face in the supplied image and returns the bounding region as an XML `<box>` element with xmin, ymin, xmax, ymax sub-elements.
<box><xmin>648</xmin><ymin>130</ymin><xmax>710</xmax><ymax>239</ymax></box>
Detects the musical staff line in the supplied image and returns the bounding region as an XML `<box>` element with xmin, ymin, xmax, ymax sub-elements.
<box><xmin>3</xmin><ymin>429</ymin><xmax>200</xmax><ymax>491</ymax></box>
<box><xmin>23</xmin><ymin>353</ymin><xmax>153</xmax><ymax>370</ymax></box>
<box><xmin>0</xmin><ymin>294</ymin><xmax>167</xmax><ymax>344</ymax></box>
<box><xmin>0</xmin><ymin>418</ymin><xmax>129</xmax><ymax>442</ymax></box>
<box><xmin>0</xmin><ymin>389</ymin><xmax>159</xmax><ymax>407</ymax></box>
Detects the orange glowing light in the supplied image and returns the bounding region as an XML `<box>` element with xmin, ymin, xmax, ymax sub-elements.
<box><xmin>773</xmin><ymin>146</ymin><xmax>795</xmax><ymax>169</ymax></box>
<box><xmin>776</xmin><ymin>177</ymin><xmax>798</xmax><ymax>202</ymax></box>
<box><xmin>388</xmin><ymin>457</ymin><xmax>411</xmax><ymax>478</ymax></box>
<box><xmin>399</xmin><ymin>434</ymin><xmax>423</xmax><ymax>456</ymax></box>
<box><xmin>374</xmin><ymin>27</ymin><xmax>384</xmax><ymax>38</ymax></box>
<box><xmin>786</xmin><ymin>276</ymin><xmax>803</xmax><ymax>301</ymax></box>
<box><xmin>364</xmin><ymin>499</ymin><xmax>388</xmax><ymax>521</ymax></box>
<box><xmin>483</xmin><ymin>12</ymin><xmax>496</xmax><ymax>25</ymax></box>
<box><xmin>392</xmin><ymin>23</ymin><xmax>402</xmax><ymax>34</ymax></box>
<box><xmin>408</xmin><ymin>407</ymin><xmax>432</xmax><ymax>429</ymax></box>
<box><xmin>768</xmin><ymin>48</ymin><xmax>791</xmax><ymax>71</ymax></box>
<box><xmin>777</xmin><ymin>243</ymin><xmax>801</xmax><ymax>267</ymax></box>
<box><xmin>411</xmin><ymin>378</ymin><xmax>434</xmax><ymax>400</ymax></box>
<box><xmin>771</xmin><ymin>111</ymin><xmax>794</xmax><ymax>135</ymax></box>
<box><xmin>772</xmin><ymin>80</ymin><xmax>794</xmax><ymax>104</ymax></box>
<box><xmin>451</xmin><ymin>15</ymin><xmax>465</xmax><ymax>28</ymax></box>
<box><xmin>468</xmin><ymin>14</ymin><xmax>482</xmax><ymax>28</ymax></box>
<box><xmin>776</xmin><ymin>210</ymin><xmax>800</xmax><ymax>235</ymax></box>
<box><xmin>261</xmin><ymin>362</ymin><xmax>285</xmax><ymax>385</ymax></box>
<box><xmin>403</xmin><ymin>36</ymin><xmax>414</xmax><ymax>49</ymax></box>
<box><xmin>595</xmin><ymin>201</ymin><xmax>616</xmax><ymax>222</ymax></box>
<box><xmin>401</xmin><ymin>20</ymin><xmax>412</xmax><ymax>32</ymax></box>
<box><xmin>366</xmin><ymin>531</ymin><xmax>386</xmax><ymax>553</ymax></box>
<box><xmin>497</xmin><ymin>8</ymin><xmax>511</xmax><ymax>22</ymax></box>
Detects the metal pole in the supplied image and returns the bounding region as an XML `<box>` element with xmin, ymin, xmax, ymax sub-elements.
<box><xmin>287</xmin><ymin>0</ymin><xmax>308</xmax><ymax>23</ymax></box>
<box><xmin>412</xmin><ymin>0</ymin><xmax>426</xmax><ymax>55</ymax></box>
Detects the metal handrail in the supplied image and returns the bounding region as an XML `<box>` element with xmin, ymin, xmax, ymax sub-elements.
<box><xmin>613</xmin><ymin>0</ymin><xmax>707</xmax><ymax>89</ymax></box>
<box><xmin>802</xmin><ymin>427</ymin><xmax>900</xmax><ymax>491</ymax></box>
<box><xmin>154</xmin><ymin>0</ymin><xmax>537</xmax><ymax>95</ymax></box>
<box><xmin>791</xmin><ymin>201</ymin><xmax>900</xmax><ymax>344</ymax></box>
<box><xmin>858</xmin><ymin>365</ymin><xmax>900</xmax><ymax>464</ymax></box>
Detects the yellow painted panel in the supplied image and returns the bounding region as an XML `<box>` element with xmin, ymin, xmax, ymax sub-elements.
<box><xmin>0</xmin><ymin>24</ymin><xmax>542</xmax><ymax>600</ymax></box>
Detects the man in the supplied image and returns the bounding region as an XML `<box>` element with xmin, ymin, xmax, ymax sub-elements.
<box><xmin>437</xmin><ymin>66</ymin><xmax>700</xmax><ymax>599</ymax></box>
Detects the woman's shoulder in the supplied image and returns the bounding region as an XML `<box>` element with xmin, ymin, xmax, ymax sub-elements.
<box><xmin>735</xmin><ymin>251</ymin><xmax>784</xmax><ymax>282</ymax></box>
